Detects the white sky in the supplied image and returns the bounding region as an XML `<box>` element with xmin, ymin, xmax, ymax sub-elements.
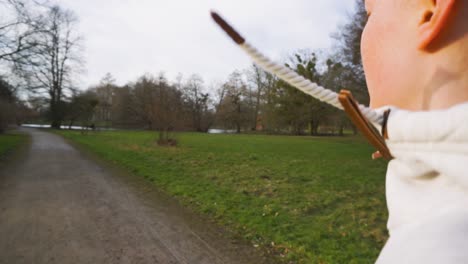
<box><xmin>56</xmin><ymin>0</ymin><xmax>356</xmax><ymax>89</ymax></box>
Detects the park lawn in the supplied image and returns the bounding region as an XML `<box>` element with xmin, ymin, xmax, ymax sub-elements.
<box><xmin>57</xmin><ymin>130</ymin><xmax>389</xmax><ymax>263</ymax></box>
<box><xmin>0</xmin><ymin>132</ymin><xmax>26</xmax><ymax>158</ymax></box>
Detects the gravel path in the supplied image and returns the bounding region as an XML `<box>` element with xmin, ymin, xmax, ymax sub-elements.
<box><xmin>0</xmin><ymin>129</ymin><xmax>268</xmax><ymax>264</ymax></box>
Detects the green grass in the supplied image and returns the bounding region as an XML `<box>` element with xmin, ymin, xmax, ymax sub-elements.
<box><xmin>0</xmin><ymin>132</ymin><xmax>26</xmax><ymax>158</ymax></box>
<box><xmin>57</xmin><ymin>130</ymin><xmax>389</xmax><ymax>263</ymax></box>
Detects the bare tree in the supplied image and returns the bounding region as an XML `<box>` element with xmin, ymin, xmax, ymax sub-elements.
<box><xmin>247</xmin><ymin>64</ymin><xmax>269</xmax><ymax>131</ymax></box>
<box><xmin>0</xmin><ymin>0</ymin><xmax>44</xmax><ymax>64</ymax></box>
<box><xmin>183</xmin><ymin>74</ymin><xmax>211</xmax><ymax>132</ymax></box>
<box><xmin>91</xmin><ymin>73</ymin><xmax>117</xmax><ymax>128</ymax></box>
<box><xmin>332</xmin><ymin>0</ymin><xmax>369</xmax><ymax>104</ymax></box>
<box><xmin>129</xmin><ymin>74</ymin><xmax>183</xmax><ymax>143</ymax></box>
<box><xmin>130</xmin><ymin>75</ymin><xmax>158</xmax><ymax>129</ymax></box>
<box><xmin>216</xmin><ymin>71</ymin><xmax>251</xmax><ymax>133</ymax></box>
<box><xmin>15</xmin><ymin>5</ymin><xmax>82</xmax><ymax>129</ymax></box>
<box><xmin>153</xmin><ymin>75</ymin><xmax>183</xmax><ymax>144</ymax></box>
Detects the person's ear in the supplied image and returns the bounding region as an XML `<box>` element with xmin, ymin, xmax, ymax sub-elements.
<box><xmin>418</xmin><ymin>0</ymin><xmax>456</xmax><ymax>50</ymax></box>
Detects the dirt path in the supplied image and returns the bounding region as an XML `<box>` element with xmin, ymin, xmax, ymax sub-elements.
<box><xmin>0</xmin><ymin>129</ymin><xmax>269</xmax><ymax>264</ymax></box>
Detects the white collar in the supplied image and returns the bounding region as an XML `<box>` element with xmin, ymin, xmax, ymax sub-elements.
<box><xmin>382</xmin><ymin>102</ymin><xmax>468</xmax><ymax>156</ymax></box>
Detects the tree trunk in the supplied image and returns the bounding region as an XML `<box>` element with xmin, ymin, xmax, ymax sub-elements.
<box><xmin>68</xmin><ymin>119</ymin><xmax>75</xmax><ymax>130</ymax></box>
<box><xmin>50</xmin><ymin>101</ymin><xmax>62</xmax><ymax>129</ymax></box>
<box><xmin>339</xmin><ymin>125</ymin><xmax>344</xmax><ymax>136</ymax></box>
<box><xmin>310</xmin><ymin>120</ymin><xmax>319</xmax><ymax>136</ymax></box>
<box><xmin>51</xmin><ymin>120</ymin><xmax>61</xmax><ymax>129</ymax></box>
<box><xmin>253</xmin><ymin>95</ymin><xmax>260</xmax><ymax>131</ymax></box>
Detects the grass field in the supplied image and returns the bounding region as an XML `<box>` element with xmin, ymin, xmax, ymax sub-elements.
<box><xmin>57</xmin><ymin>130</ymin><xmax>389</xmax><ymax>263</ymax></box>
<box><xmin>0</xmin><ymin>132</ymin><xmax>26</xmax><ymax>158</ymax></box>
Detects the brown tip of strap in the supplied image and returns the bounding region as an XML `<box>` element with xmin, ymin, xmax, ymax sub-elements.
<box><xmin>211</xmin><ymin>11</ymin><xmax>245</xmax><ymax>45</ymax></box>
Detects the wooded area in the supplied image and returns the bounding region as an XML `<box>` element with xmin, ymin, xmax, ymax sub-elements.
<box><xmin>0</xmin><ymin>0</ymin><xmax>368</xmax><ymax>136</ymax></box>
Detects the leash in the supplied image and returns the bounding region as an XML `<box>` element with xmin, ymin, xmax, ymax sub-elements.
<box><xmin>211</xmin><ymin>11</ymin><xmax>393</xmax><ymax>160</ymax></box>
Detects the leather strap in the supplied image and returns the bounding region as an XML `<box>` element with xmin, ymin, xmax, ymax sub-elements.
<box><xmin>338</xmin><ymin>90</ymin><xmax>393</xmax><ymax>160</ymax></box>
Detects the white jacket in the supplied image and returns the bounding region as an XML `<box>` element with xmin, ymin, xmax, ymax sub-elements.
<box><xmin>376</xmin><ymin>102</ymin><xmax>468</xmax><ymax>263</ymax></box>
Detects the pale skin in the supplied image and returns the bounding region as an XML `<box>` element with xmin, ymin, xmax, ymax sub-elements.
<box><xmin>362</xmin><ymin>0</ymin><xmax>468</xmax><ymax>111</ymax></box>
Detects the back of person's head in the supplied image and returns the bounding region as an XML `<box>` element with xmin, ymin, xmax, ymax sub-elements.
<box><xmin>362</xmin><ymin>0</ymin><xmax>468</xmax><ymax>110</ymax></box>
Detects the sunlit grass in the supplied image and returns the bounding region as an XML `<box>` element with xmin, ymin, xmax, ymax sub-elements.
<box><xmin>57</xmin><ymin>130</ymin><xmax>388</xmax><ymax>263</ymax></box>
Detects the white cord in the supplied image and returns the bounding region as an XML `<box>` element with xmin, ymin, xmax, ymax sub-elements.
<box><xmin>240</xmin><ymin>42</ymin><xmax>383</xmax><ymax>125</ymax></box>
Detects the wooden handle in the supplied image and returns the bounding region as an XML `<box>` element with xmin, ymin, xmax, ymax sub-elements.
<box><xmin>338</xmin><ymin>90</ymin><xmax>393</xmax><ymax>160</ymax></box>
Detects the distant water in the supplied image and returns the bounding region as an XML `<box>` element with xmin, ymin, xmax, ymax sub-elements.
<box><xmin>23</xmin><ymin>124</ymin><xmax>233</xmax><ymax>133</ymax></box>
<box><xmin>207</xmin><ymin>129</ymin><xmax>237</xmax><ymax>134</ymax></box>
<box><xmin>22</xmin><ymin>124</ymin><xmax>114</xmax><ymax>131</ymax></box>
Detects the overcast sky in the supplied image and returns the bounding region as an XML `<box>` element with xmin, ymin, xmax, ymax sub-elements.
<box><xmin>57</xmin><ymin>0</ymin><xmax>356</xmax><ymax>89</ymax></box>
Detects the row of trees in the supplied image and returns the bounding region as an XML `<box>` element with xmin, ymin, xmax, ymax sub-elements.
<box><xmin>1</xmin><ymin>0</ymin><xmax>369</xmax><ymax>136</ymax></box>
<box><xmin>68</xmin><ymin>73</ymin><xmax>213</xmax><ymax>132</ymax></box>
<box><xmin>213</xmin><ymin>51</ymin><xmax>364</xmax><ymax>135</ymax></box>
